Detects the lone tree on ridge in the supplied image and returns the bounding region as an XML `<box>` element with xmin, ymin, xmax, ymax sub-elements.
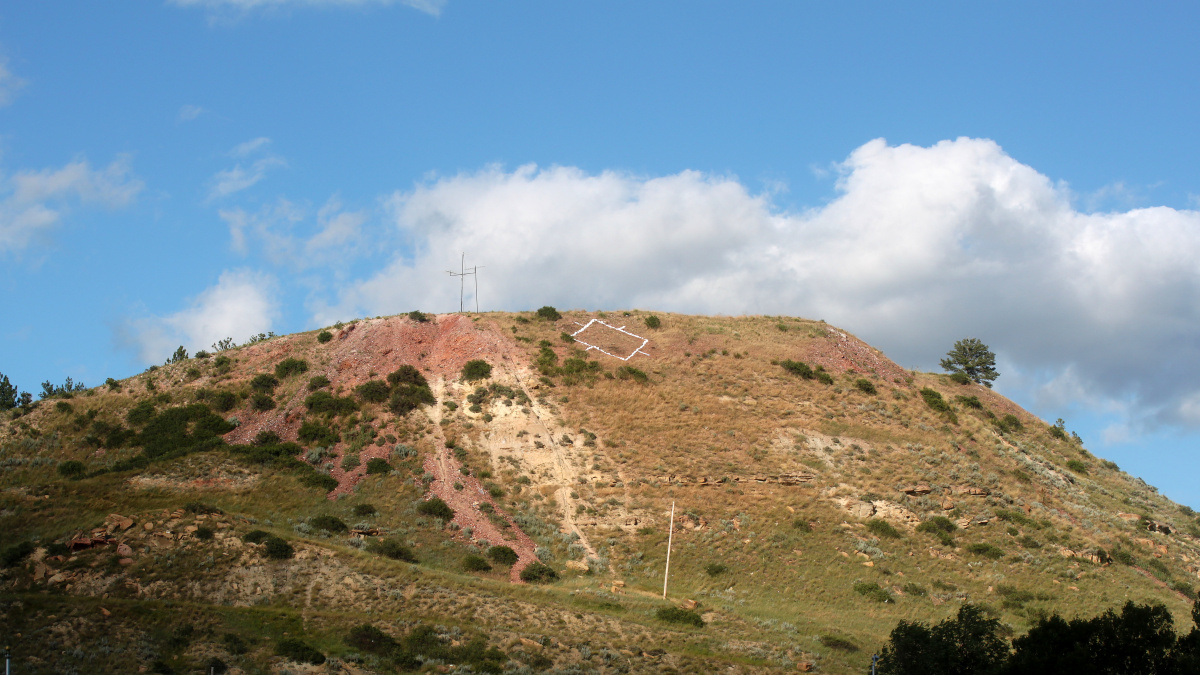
<box><xmin>940</xmin><ymin>338</ymin><xmax>999</xmax><ymax>388</ymax></box>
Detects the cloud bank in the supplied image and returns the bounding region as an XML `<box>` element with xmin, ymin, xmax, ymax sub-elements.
<box><xmin>128</xmin><ymin>269</ymin><xmax>279</xmax><ymax>363</ymax></box>
<box><xmin>313</xmin><ymin>138</ymin><xmax>1200</xmax><ymax>430</ymax></box>
<box><xmin>170</xmin><ymin>0</ymin><xmax>446</xmax><ymax>18</ymax></box>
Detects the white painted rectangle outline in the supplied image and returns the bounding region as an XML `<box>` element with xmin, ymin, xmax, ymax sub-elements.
<box><xmin>569</xmin><ymin>319</ymin><xmax>650</xmax><ymax>361</ymax></box>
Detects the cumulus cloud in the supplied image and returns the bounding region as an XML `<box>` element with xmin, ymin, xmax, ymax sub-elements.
<box><xmin>316</xmin><ymin>138</ymin><xmax>1200</xmax><ymax>431</ymax></box>
<box><xmin>126</xmin><ymin>269</ymin><xmax>279</xmax><ymax>363</ymax></box>
<box><xmin>0</xmin><ymin>156</ymin><xmax>143</xmax><ymax>253</ymax></box>
<box><xmin>170</xmin><ymin>0</ymin><xmax>445</xmax><ymax>18</ymax></box>
<box><xmin>208</xmin><ymin>138</ymin><xmax>285</xmax><ymax>200</ymax></box>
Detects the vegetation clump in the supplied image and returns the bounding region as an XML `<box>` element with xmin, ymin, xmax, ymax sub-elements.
<box><xmin>317</xmin><ymin>330</ymin><xmax>333</xmax><ymax>343</ymax></box>
<box><xmin>462</xmin><ymin>359</ymin><xmax>492</xmax><ymax>381</ymax></box>
<box><xmin>854</xmin><ymin>581</ymin><xmax>893</xmax><ymax>603</ymax></box>
<box><xmin>365</xmin><ymin>457</ymin><xmax>391</xmax><ymax>474</ymax></box>
<box><xmin>369</xmin><ymin>538</ymin><xmax>417</xmax><ymax>562</ymax></box>
<box><xmin>854</xmin><ymin>378</ymin><xmax>878</xmax><ymax>395</ymax></box>
<box><xmin>416</xmin><ymin>496</ymin><xmax>454</xmax><ymax>521</ymax></box>
<box><xmin>486</xmin><ymin>545</ymin><xmax>519</xmax><ymax>566</ymax></box>
<box><xmin>463</xmin><ymin>554</ymin><xmax>492</xmax><ymax>571</ymax></box>
<box><xmin>536</xmin><ymin>306</ymin><xmax>561</xmax><ymax>321</ymax></box>
<box><xmin>274</xmin><ymin>358</ymin><xmax>308</xmax><ymax>378</ymax></box>
<box><xmin>656</xmin><ymin>606</ymin><xmax>704</xmax><ymax>627</ymax></box>
<box><xmin>310</xmin><ymin>515</ymin><xmax>348</xmax><ymax>533</ymax></box>
<box><xmin>275</xmin><ymin>637</ymin><xmax>325</xmax><ymax>665</ymax></box>
<box><xmin>866</xmin><ymin>518</ymin><xmax>902</xmax><ymax>539</ymax></box>
<box><xmin>519</xmin><ymin>561</ymin><xmax>558</xmax><ymax>583</ymax></box>
<box><xmin>940</xmin><ymin>337</ymin><xmax>999</xmax><ymax>387</ymax></box>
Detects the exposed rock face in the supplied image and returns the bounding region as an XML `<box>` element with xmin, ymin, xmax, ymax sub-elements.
<box><xmin>652</xmin><ymin>473</ymin><xmax>815</xmax><ymax>486</ymax></box>
<box><xmin>951</xmin><ymin>486</ymin><xmax>990</xmax><ymax>496</ymax></box>
<box><xmin>901</xmin><ymin>485</ymin><xmax>932</xmax><ymax>496</ymax></box>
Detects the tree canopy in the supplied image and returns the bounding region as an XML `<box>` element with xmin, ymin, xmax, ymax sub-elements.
<box><xmin>940</xmin><ymin>337</ymin><xmax>999</xmax><ymax>388</ymax></box>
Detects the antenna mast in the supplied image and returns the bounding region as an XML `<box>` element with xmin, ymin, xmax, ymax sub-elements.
<box><xmin>446</xmin><ymin>253</ymin><xmax>484</xmax><ymax>313</ymax></box>
<box><xmin>663</xmin><ymin>500</ymin><xmax>675</xmax><ymax>599</ymax></box>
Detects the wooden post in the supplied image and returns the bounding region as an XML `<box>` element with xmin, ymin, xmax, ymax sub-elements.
<box><xmin>663</xmin><ymin>501</ymin><xmax>675</xmax><ymax>599</ymax></box>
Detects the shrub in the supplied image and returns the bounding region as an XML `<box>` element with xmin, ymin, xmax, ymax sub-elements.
<box><xmin>854</xmin><ymin>378</ymin><xmax>878</xmax><ymax>395</ymax></box>
<box><xmin>299</xmin><ymin>471</ymin><xmax>339</xmax><ymax>492</ymax></box>
<box><xmin>186</xmin><ymin>501</ymin><xmax>223</xmax><ymax>515</ymax></box>
<box><xmin>1066</xmin><ymin>459</ymin><xmax>1089</xmax><ymax>474</ymax></box>
<box><xmin>949</xmin><ymin>371</ymin><xmax>972</xmax><ymax>385</ymax></box>
<box><xmin>346</xmin><ymin>624</ymin><xmax>397</xmax><ymax>654</ymax></box>
<box><xmin>250</xmin><ymin>374</ymin><xmax>279</xmax><ymax>392</ymax></box>
<box><xmin>854</xmin><ymin>581</ymin><xmax>893</xmax><ymax>603</ymax></box>
<box><xmin>408</xmin><ymin>310</ymin><xmax>430</xmax><ymax>323</ymax></box>
<box><xmin>127</xmin><ymin>400</ymin><xmax>157</xmax><ymax>425</ymax></box>
<box><xmin>820</xmin><ymin>635</ymin><xmax>859</xmax><ymax>652</ymax></box>
<box><xmin>249</xmin><ymin>393</ymin><xmax>276</xmax><ymax>411</ymax></box>
<box><xmin>243</xmin><ymin>530</ymin><xmax>272</xmax><ymax>544</ymax></box>
<box><xmin>781</xmin><ymin>360</ymin><xmax>814</xmax><ymax>379</ymax></box>
<box><xmin>920</xmin><ymin>388</ymin><xmax>951</xmax><ymax>412</ymax></box>
<box><xmin>213</xmin><ymin>354</ymin><xmax>232</xmax><ymax>372</ymax></box>
<box><xmin>355</xmin><ymin>379</ymin><xmax>390</xmax><ymax>403</ymax></box>
<box><xmin>353</xmin><ymin>503</ymin><xmax>377</xmax><ymax>517</ymax></box>
<box><xmin>615</xmin><ymin>366</ymin><xmax>648</xmax><ymax>383</ymax></box>
<box><xmin>252</xmin><ymin>430</ymin><xmax>281</xmax><ymax>446</ymax></box>
<box><xmin>997</xmin><ymin>414</ymin><xmax>1022</xmax><ymax>432</ymax></box>
<box><xmin>866</xmin><ymin>519</ymin><xmax>902</xmax><ymax>539</ymax></box>
<box><xmin>298</xmin><ymin>420</ymin><xmax>340</xmax><ymax>446</ymax></box>
<box><xmin>317</xmin><ymin>330</ymin><xmax>333</xmax><ymax>343</ymax></box>
<box><xmin>416</xmin><ymin>496</ymin><xmax>454</xmax><ymax>521</ymax></box>
<box><xmin>955</xmin><ymin>394</ymin><xmax>983</xmax><ymax>409</ymax></box>
<box><xmin>520</xmin><ymin>561</ymin><xmax>558</xmax><ymax>583</ymax></box>
<box><xmin>276</xmin><ymin>637</ymin><xmax>325</xmax><ymax>665</ymax></box>
<box><xmin>461</xmin><ymin>360</ymin><xmax>492</xmax><ymax>381</ymax></box>
<box><xmin>705</xmin><ymin>562</ymin><xmax>728</xmax><ymax>576</ymax></box>
<box><xmin>368</xmin><ymin>538</ymin><xmax>417</xmax><ymax>562</ymax></box>
<box><xmin>57</xmin><ymin>460</ymin><xmax>86</xmax><ymax>479</ymax></box>
<box><xmin>1</xmin><ymin>541</ymin><xmax>35</xmax><ymax>567</ymax></box>
<box><xmin>656</xmin><ymin>607</ymin><xmax>703</xmax><ymax>627</ymax></box>
<box><xmin>917</xmin><ymin>516</ymin><xmax>958</xmax><ymax>534</ymax></box>
<box><xmin>644</xmin><ymin>315</ymin><xmax>661</xmax><ymax>329</ymax></box>
<box><xmin>902</xmin><ymin>583</ymin><xmax>928</xmax><ymax>597</ymax></box>
<box><xmin>365</xmin><ymin>458</ymin><xmax>391</xmax><ymax>474</ymax></box>
<box><xmin>487</xmin><ymin>545</ymin><xmax>519</xmax><ymax>566</ymax></box>
<box><xmin>210</xmin><ymin>390</ymin><xmax>238</xmax><ymax>413</ymax></box>
<box><xmin>304</xmin><ymin>390</ymin><xmax>359</xmax><ymax>417</ymax></box>
<box><xmin>308</xmin><ymin>375</ymin><xmax>330</xmax><ymax>390</ymax></box>
<box><xmin>264</xmin><ymin>536</ymin><xmax>294</xmax><ymax>559</ymax></box>
<box><xmin>388</xmin><ymin>383</ymin><xmax>434</xmax><ymax>416</ymax></box>
<box><xmin>536</xmin><ymin>306</ymin><xmax>561</xmax><ymax>321</ymax></box>
<box><xmin>273</xmin><ymin>359</ymin><xmax>307</xmax><ymax>379</ymax></box>
<box><xmin>310</xmin><ymin>515</ymin><xmax>348</xmax><ymax>533</ymax></box>
<box><xmin>463</xmin><ymin>554</ymin><xmax>492</xmax><ymax>571</ymax></box>
<box><xmin>195</xmin><ymin>526</ymin><xmax>215</xmax><ymax>541</ymax></box>
<box><xmin>793</xmin><ymin>518</ymin><xmax>812</xmax><ymax>532</ymax></box>
<box><xmin>966</xmin><ymin>543</ymin><xmax>1005</xmax><ymax>560</ymax></box>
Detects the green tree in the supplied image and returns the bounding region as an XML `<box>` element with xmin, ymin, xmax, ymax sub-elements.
<box><xmin>0</xmin><ymin>373</ymin><xmax>17</xmax><ymax>410</ymax></box>
<box><xmin>940</xmin><ymin>338</ymin><xmax>999</xmax><ymax>388</ymax></box>
<box><xmin>878</xmin><ymin>604</ymin><xmax>1008</xmax><ymax>675</ymax></box>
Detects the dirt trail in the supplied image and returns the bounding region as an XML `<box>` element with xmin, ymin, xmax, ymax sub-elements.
<box><xmin>422</xmin><ymin>376</ymin><xmax>540</xmax><ymax>583</ymax></box>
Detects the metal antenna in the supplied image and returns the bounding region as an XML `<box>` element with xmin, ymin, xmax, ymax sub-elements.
<box><xmin>446</xmin><ymin>253</ymin><xmax>484</xmax><ymax>313</ymax></box>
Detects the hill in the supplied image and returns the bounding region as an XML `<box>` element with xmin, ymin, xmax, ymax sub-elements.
<box><xmin>2</xmin><ymin>309</ymin><xmax>1198</xmax><ymax>674</ymax></box>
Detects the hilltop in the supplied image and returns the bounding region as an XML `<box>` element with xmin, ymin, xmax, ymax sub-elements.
<box><xmin>2</xmin><ymin>309</ymin><xmax>1198</xmax><ymax>674</ymax></box>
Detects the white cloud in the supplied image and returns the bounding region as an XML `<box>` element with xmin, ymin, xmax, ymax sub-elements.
<box><xmin>221</xmin><ymin>196</ymin><xmax>367</xmax><ymax>267</ymax></box>
<box><xmin>208</xmin><ymin>138</ymin><xmax>285</xmax><ymax>200</ymax></box>
<box><xmin>316</xmin><ymin>138</ymin><xmax>1200</xmax><ymax>432</ymax></box>
<box><xmin>170</xmin><ymin>0</ymin><xmax>445</xmax><ymax>18</ymax></box>
<box><xmin>0</xmin><ymin>58</ymin><xmax>25</xmax><ymax>108</ymax></box>
<box><xmin>178</xmin><ymin>104</ymin><xmax>206</xmax><ymax>122</ymax></box>
<box><xmin>0</xmin><ymin>156</ymin><xmax>143</xmax><ymax>253</ymax></box>
<box><xmin>127</xmin><ymin>269</ymin><xmax>279</xmax><ymax>363</ymax></box>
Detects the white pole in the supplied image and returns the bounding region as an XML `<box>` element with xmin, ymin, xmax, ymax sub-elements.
<box><xmin>663</xmin><ymin>501</ymin><xmax>675</xmax><ymax>599</ymax></box>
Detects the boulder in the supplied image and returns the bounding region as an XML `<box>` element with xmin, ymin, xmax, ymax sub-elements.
<box><xmin>116</xmin><ymin>543</ymin><xmax>134</xmax><ymax>557</ymax></box>
<box><xmin>901</xmin><ymin>485</ymin><xmax>932</xmax><ymax>496</ymax></box>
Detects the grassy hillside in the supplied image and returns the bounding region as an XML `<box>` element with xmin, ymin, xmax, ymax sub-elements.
<box><xmin>1</xmin><ymin>309</ymin><xmax>1197</xmax><ymax>674</ymax></box>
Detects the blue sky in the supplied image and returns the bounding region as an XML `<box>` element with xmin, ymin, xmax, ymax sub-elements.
<box><xmin>3</xmin><ymin>2</ymin><xmax>1200</xmax><ymax>505</ymax></box>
